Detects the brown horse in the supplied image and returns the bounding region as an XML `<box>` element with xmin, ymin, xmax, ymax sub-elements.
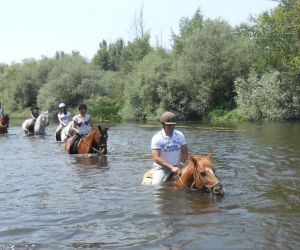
<box><xmin>65</xmin><ymin>125</ymin><xmax>109</xmax><ymax>155</ymax></box>
<box><xmin>0</xmin><ymin>114</ymin><xmax>9</xmax><ymax>134</ymax></box>
<box><xmin>142</xmin><ymin>153</ymin><xmax>224</xmax><ymax>195</ymax></box>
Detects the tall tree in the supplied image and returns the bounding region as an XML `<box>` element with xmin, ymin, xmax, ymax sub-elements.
<box><xmin>172</xmin><ymin>8</ymin><xmax>204</xmax><ymax>55</ymax></box>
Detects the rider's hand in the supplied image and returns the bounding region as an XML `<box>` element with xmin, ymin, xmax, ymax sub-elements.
<box><xmin>171</xmin><ymin>166</ymin><xmax>180</xmax><ymax>174</ymax></box>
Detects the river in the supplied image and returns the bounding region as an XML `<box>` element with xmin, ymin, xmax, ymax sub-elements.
<box><xmin>0</xmin><ymin>120</ymin><xmax>299</xmax><ymax>249</ymax></box>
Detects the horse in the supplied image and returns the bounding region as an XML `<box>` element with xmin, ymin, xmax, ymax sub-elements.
<box><xmin>65</xmin><ymin>125</ymin><xmax>109</xmax><ymax>155</ymax></box>
<box><xmin>0</xmin><ymin>114</ymin><xmax>9</xmax><ymax>134</ymax></box>
<box><xmin>22</xmin><ymin>111</ymin><xmax>49</xmax><ymax>136</ymax></box>
<box><xmin>59</xmin><ymin>121</ymin><xmax>74</xmax><ymax>142</ymax></box>
<box><xmin>142</xmin><ymin>153</ymin><xmax>225</xmax><ymax>195</ymax></box>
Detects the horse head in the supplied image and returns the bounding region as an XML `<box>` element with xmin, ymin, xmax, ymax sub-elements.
<box><xmin>40</xmin><ymin>111</ymin><xmax>49</xmax><ymax>126</ymax></box>
<box><xmin>182</xmin><ymin>153</ymin><xmax>224</xmax><ymax>195</ymax></box>
<box><xmin>0</xmin><ymin>114</ymin><xmax>9</xmax><ymax>133</ymax></box>
<box><xmin>92</xmin><ymin>125</ymin><xmax>109</xmax><ymax>155</ymax></box>
<box><xmin>0</xmin><ymin>114</ymin><xmax>9</xmax><ymax>125</ymax></box>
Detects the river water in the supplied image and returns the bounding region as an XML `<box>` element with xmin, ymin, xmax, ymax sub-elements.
<box><xmin>0</xmin><ymin>120</ymin><xmax>299</xmax><ymax>250</ymax></box>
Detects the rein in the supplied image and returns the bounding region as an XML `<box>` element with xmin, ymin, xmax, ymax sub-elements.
<box><xmin>79</xmin><ymin>133</ymin><xmax>105</xmax><ymax>155</ymax></box>
<box><xmin>177</xmin><ymin>162</ymin><xmax>219</xmax><ymax>193</ymax></box>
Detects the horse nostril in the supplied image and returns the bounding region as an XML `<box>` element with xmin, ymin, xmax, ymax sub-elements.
<box><xmin>213</xmin><ymin>184</ymin><xmax>225</xmax><ymax>195</ymax></box>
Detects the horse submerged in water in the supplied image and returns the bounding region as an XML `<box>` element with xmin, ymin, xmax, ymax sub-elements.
<box><xmin>0</xmin><ymin>114</ymin><xmax>9</xmax><ymax>134</ymax></box>
<box><xmin>22</xmin><ymin>111</ymin><xmax>49</xmax><ymax>136</ymax></box>
<box><xmin>142</xmin><ymin>153</ymin><xmax>224</xmax><ymax>195</ymax></box>
<box><xmin>55</xmin><ymin>121</ymin><xmax>74</xmax><ymax>142</ymax></box>
<box><xmin>65</xmin><ymin>125</ymin><xmax>109</xmax><ymax>155</ymax></box>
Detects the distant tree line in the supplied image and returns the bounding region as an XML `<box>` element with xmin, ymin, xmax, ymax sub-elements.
<box><xmin>0</xmin><ymin>0</ymin><xmax>299</xmax><ymax>122</ymax></box>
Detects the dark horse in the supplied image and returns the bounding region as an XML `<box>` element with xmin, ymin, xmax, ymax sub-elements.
<box><xmin>65</xmin><ymin>125</ymin><xmax>109</xmax><ymax>155</ymax></box>
<box><xmin>142</xmin><ymin>153</ymin><xmax>224</xmax><ymax>195</ymax></box>
<box><xmin>0</xmin><ymin>114</ymin><xmax>9</xmax><ymax>134</ymax></box>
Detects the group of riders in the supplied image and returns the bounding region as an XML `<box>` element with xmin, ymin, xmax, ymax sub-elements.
<box><xmin>1</xmin><ymin>101</ymin><xmax>92</xmax><ymax>141</ymax></box>
<box><xmin>1</xmin><ymin>100</ymin><xmax>192</xmax><ymax>186</ymax></box>
<box><xmin>54</xmin><ymin>102</ymin><xmax>93</xmax><ymax>142</ymax></box>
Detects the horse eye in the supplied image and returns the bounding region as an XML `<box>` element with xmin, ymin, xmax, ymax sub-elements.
<box><xmin>200</xmin><ymin>172</ymin><xmax>206</xmax><ymax>177</ymax></box>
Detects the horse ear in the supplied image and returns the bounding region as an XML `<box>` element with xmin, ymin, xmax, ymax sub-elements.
<box><xmin>208</xmin><ymin>152</ymin><xmax>213</xmax><ymax>159</ymax></box>
<box><xmin>98</xmin><ymin>125</ymin><xmax>102</xmax><ymax>130</ymax></box>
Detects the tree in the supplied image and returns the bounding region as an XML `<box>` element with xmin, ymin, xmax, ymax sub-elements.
<box><xmin>172</xmin><ymin>8</ymin><xmax>204</xmax><ymax>55</ymax></box>
<box><xmin>173</xmin><ymin>19</ymin><xmax>255</xmax><ymax>119</ymax></box>
<box><xmin>252</xmin><ymin>0</ymin><xmax>300</xmax><ymax>74</ymax></box>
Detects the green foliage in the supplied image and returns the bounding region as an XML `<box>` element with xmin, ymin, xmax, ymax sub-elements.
<box><xmin>86</xmin><ymin>94</ymin><xmax>121</xmax><ymax>121</ymax></box>
<box><xmin>92</xmin><ymin>35</ymin><xmax>153</xmax><ymax>73</ymax></box>
<box><xmin>252</xmin><ymin>0</ymin><xmax>300</xmax><ymax>75</ymax></box>
<box><xmin>234</xmin><ymin>71</ymin><xmax>295</xmax><ymax>121</ymax></box>
<box><xmin>172</xmin><ymin>8</ymin><xmax>204</xmax><ymax>55</ymax></box>
<box><xmin>172</xmin><ymin>19</ymin><xmax>255</xmax><ymax>119</ymax></box>
<box><xmin>1</xmin><ymin>4</ymin><xmax>299</xmax><ymax>122</ymax></box>
<box><xmin>121</xmin><ymin>50</ymin><xmax>172</xmax><ymax>120</ymax></box>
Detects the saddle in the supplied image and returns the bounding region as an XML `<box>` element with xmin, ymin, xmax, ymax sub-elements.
<box><xmin>68</xmin><ymin>135</ymin><xmax>82</xmax><ymax>154</ymax></box>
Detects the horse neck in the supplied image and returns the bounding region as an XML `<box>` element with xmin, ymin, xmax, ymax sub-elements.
<box><xmin>180</xmin><ymin>162</ymin><xmax>197</xmax><ymax>187</ymax></box>
<box><xmin>85</xmin><ymin>129</ymin><xmax>98</xmax><ymax>144</ymax></box>
<box><xmin>34</xmin><ymin>114</ymin><xmax>46</xmax><ymax>131</ymax></box>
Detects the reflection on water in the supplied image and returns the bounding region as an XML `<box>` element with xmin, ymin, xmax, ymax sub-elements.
<box><xmin>74</xmin><ymin>154</ymin><xmax>108</xmax><ymax>167</ymax></box>
<box><xmin>0</xmin><ymin>121</ymin><xmax>299</xmax><ymax>249</ymax></box>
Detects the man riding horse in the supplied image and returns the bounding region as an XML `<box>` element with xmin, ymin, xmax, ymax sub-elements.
<box><xmin>151</xmin><ymin>111</ymin><xmax>189</xmax><ymax>185</ymax></box>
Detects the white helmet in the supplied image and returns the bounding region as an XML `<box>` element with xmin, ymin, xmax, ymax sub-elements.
<box><xmin>58</xmin><ymin>103</ymin><xmax>66</xmax><ymax>108</ymax></box>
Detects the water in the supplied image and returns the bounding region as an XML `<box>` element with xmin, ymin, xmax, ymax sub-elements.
<box><xmin>0</xmin><ymin>121</ymin><xmax>299</xmax><ymax>250</ymax></box>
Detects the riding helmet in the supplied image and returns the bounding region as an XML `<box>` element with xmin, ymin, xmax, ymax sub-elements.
<box><xmin>59</xmin><ymin>103</ymin><xmax>66</xmax><ymax>108</ymax></box>
<box><xmin>160</xmin><ymin>112</ymin><xmax>177</xmax><ymax>125</ymax></box>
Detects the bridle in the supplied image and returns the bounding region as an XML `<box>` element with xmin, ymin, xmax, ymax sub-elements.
<box><xmin>79</xmin><ymin>128</ymin><xmax>107</xmax><ymax>155</ymax></box>
<box><xmin>178</xmin><ymin>161</ymin><xmax>222</xmax><ymax>194</ymax></box>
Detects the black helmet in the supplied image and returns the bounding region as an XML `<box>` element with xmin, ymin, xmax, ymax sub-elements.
<box><xmin>160</xmin><ymin>112</ymin><xmax>177</xmax><ymax>124</ymax></box>
<box><xmin>78</xmin><ymin>103</ymin><xmax>87</xmax><ymax>110</ymax></box>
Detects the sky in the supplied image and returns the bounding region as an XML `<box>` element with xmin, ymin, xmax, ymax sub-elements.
<box><xmin>0</xmin><ymin>0</ymin><xmax>279</xmax><ymax>65</ymax></box>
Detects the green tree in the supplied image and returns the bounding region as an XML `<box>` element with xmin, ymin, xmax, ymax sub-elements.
<box><xmin>93</xmin><ymin>35</ymin><xmax>152</xmax><ymax>73</ymax></box>
<box><xmin>253</xmin><ymin>0</ymin><xmax>300</xmax><ymax>74</ymax></box>
<box><xmin>235</xmin><ymin>71</ymin><xmax>291</xmax><ymax>120</ymax></box>
<box><xmin>174</xmin><ymin>19</ymin><xmax>255</xmax><ymax>119</ymax></box>
<box><xmin>172</xmin><ymin>8</ymin><xmax>204</xmax><ymax>55</ymax></box>
<box><xmin>121</xmin><ymin>50</ymin><xmax>172</xmax><ymax>120</ymax></box>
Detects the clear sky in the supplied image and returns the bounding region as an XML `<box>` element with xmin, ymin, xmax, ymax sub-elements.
<box><xmin>0</xmin><ymin>0</ymin><xmax>278</xmax><ymax>64</ymax></box>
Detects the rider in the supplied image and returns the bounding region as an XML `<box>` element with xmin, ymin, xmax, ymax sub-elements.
<box><xmin>72</xmin><ymin>103</ymin><xmax>93</xmax><ymax>136</ymax></box>
<box><xmin>29</xmin><ymin>102</ymin><xmax>40</xmax><ymax>133</ymax></box>
<box><xmin>0</xmin><ymin>102</ymin><xmax>4</xmax><ymax>118</ymax></box>
<box><xmin>55</xmin><ymin>102</ymin><xmax>71</xmax><ymax>141</ymax></box>
<box><xmin>151</xmin><ymin>111</ymin><xmax>188</xmax><ymax>185</ymax></box>
<box><xmin>66</xmin><ymin>103</ymin><xmax>93</xmax><ymax>153</ymax></box>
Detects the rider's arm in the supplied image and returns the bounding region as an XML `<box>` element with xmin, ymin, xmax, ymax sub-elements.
<box><xmin>152</xmin><ymin>149</ymin><xmax>181</xmax><ymax>174</ymax></box>
<box><xmin>72</xmin><ymin>118</ymin><xmax>80</xmax><ymax>134</ymax></box>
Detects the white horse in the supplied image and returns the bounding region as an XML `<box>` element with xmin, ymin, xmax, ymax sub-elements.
<box><xmin>60</xmin><ymin>121</ymin><xmax>74</xmax><ymax>142</ymax></box>
<box><xmin>22</xmin><ymin>111</ymin><xmax>49</xmax><ymax>136</ymax></box>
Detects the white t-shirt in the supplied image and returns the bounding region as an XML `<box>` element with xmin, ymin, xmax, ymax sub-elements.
<box><xmin>73</xmin><ymin>114</ymin><xmax>91</xmax><ymax>135</ymax></box>
<box><xmin>151</xmin><ymin>128</ymin><xmax>187</xmax><ymax>168</ymax></box>
<box><xmin>58</xmin><ymin>112</ymin><xmax>70</xmax><ymax>126</ymax></box>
